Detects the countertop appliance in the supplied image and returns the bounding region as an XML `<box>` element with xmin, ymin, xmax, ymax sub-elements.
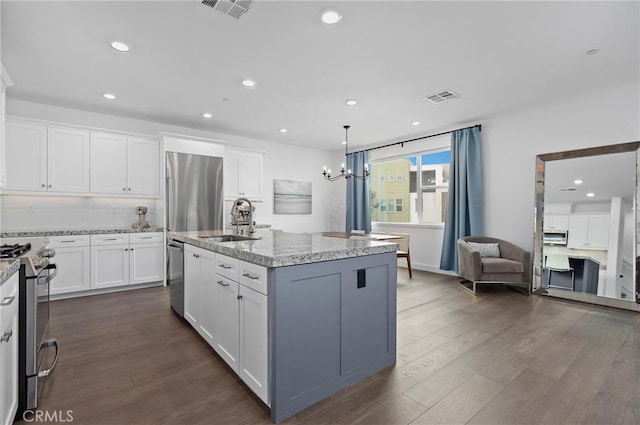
<box><xmin>543</xmin><ymin>230</ymin><xmax>568</xmax><ymax>246</ymax></box>
<box><xmin>166</xmin><ymin>152</ymin><xmax>223</xmax><ymax>317</ymax></box>
<box><xmin>1</xmin><ymin>241</ymin><xmax>59</xmax><ymax>418</ymax></box>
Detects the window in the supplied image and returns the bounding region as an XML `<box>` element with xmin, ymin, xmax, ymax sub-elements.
<box><xmin>369</xmin><ymin>149</ymin><xmax>450</xmax><ymax>224</ymax></box>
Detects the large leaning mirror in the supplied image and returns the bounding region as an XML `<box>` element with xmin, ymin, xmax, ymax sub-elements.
<box><xmin>533</xmin><ymin>142</ymin><xmax>640</xmax><ymax>312</ymax></box>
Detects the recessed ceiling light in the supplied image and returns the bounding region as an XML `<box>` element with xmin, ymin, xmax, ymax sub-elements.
<box><xmin>411</xmin><ymin>121</ymin><xmax>421</xmax><ymax>126</ymax></box>
<box><xmin>279</xmin><ymin>128</ymin><xmax>287</xmax><ymax>133</ymax></box>
<box><xmin>345</xmin><ymin>99</ymin><xmax>358</xmax><ymax>106</ymax></box>
<box><xmin>242</xmin><ymin>79</ymin><xmax>256</xmax><ymax>88</ymax></box>
<box><xmin>110</xmin><ymin>41</ymin><xmax>130</xmax><ymax>52</ymax></box>
<box><xmin>586</xmin><ymin>49</ymin><xmax>599</xmax><ymax>56</ymax></box>
<box><xmin>102</xmin><ymin>93</ymin><xmax>116</xmax><ymax>100</ymax></box>
<box><xmin>573</xmin><ymin>179</ymin><xmax>583</xmax><ymax>184</ymax></box>
<box><xmin>202</xmin><ymin>113</ymin><xmax>213</xmax><ymax>119</ymax></box>
<box><xmin>321</xmin><ymin>10</ymin><xmax>342</xmax><ymax>25</ymax></box>
<box><xmin>586</xmin><ymin>192</ymin><xmax>595</xmax><ymax>197</ymax></box>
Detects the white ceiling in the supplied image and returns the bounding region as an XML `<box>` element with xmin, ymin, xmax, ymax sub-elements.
<box><xmin>2</xmin><ymin>1</ymin><xmax>638</xmax><ymax>150</ymax></box>
<box><xmin>544</xmin><ymin>151</ymin><xmax>637</xmax><ymax>204</ymax></box>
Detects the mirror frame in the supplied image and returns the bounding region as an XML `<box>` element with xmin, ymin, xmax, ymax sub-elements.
<box><xmin>533</xmin><ymin>141</ymin><xmax>640</xmax><ymax>311</ymax></box>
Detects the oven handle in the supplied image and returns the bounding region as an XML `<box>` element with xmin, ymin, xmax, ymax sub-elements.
<box><xmin>38</xmin><ymin>338</ymin><xmax>60</xmax><ymax>378</ymax></box>
<box><xmin>37</xmin><ymin>264</ymin><xmax>58</xmax><ymax>285</ymax></box>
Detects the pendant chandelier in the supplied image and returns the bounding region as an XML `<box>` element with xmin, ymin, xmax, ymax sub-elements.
<box><xmin>322</xmin><ymin>125</ymin><xmax>370</xmax><ymax>181</ymax></box>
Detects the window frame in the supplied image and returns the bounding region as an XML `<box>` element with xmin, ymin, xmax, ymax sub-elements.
<box><xmin>369</xmin><ymin>146</ymin><xmax>450</xmax><ymax>226</ymax></box>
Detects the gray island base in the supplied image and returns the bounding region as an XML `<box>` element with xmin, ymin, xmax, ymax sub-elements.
<box><xmin>270</xmin><ymin>252</ymin><xmax>397</xmax><ymax>422</ymax></box>
<box><xmin>169</xmin><ymin>230</ymin><xmax>397</xmax><ymax>423</ymax></box>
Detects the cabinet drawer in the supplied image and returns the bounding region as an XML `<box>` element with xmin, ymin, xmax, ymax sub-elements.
<box><xmin>91</xmin><ymin>233</ymin><xmax>130</xmax><ymax>246</ymax></box>
<box><xmin>215</xmin><ymin>254</ymin><xmax>239</xmax><ymax>281</ymax></box>
<box><xmin>47</xmin><ymin>235</ymin><xmax>91</xmax><ymax>248</ymax></box>
<box><xmin>0</xmin><ymin>273</ymin><xmax>19</xmax><ymax>322</ymax></box>
<box><xmin>130</xmin><ymin>232</ymin><xmax>163</xmax><ymax>244</ymax></box>
<box><xmin>238</xmin><ymin>260</ymin><xmax>268</xmax><ymax>295</ymax></box>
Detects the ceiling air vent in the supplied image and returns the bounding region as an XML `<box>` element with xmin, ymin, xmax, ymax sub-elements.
<box><xmin>201</xmin><ymin>0</ymin><xmax>254</xmax><ymax>19</ymax></box>
<box><xmin>423</xmin><ymin>90</ymin><xmax>460</xmax><ymax>104</ymax></box>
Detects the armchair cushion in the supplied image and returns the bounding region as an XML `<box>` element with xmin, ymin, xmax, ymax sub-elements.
<box><xmin>467</xmin><ymin>242</ymin><xmax>500</xmax><ymax>258</ymax></box>
<box><xmin>481</xmin><ymin>258</ymin><xmax>524</xmax><ymax>274</ymax></box>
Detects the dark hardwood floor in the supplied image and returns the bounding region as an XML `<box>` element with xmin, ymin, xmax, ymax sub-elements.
<box><xmin>26</xmin><ymin>269</ymin><xmax>639</xmax><ymax>425</ymax></box>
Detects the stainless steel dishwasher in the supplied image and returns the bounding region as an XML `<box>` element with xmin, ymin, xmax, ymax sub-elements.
<box><xmin>167</xmin><ymin>239</ymin><xmax>184</xmax><ymax>317</ymax></box>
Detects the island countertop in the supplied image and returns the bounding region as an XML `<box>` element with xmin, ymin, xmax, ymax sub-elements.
<box><xmin>169</xmin><ymin>229</ymin><xmax>397</xmax><ymax>268</ymax></box>
<box><xmin>0</xmin><ymin>259</ymin><xmax>20</xmax><ymax>286</ymax></box>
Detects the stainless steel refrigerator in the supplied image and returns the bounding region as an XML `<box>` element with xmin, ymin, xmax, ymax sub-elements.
<box><xmin>166</xmin><ymin>152</ymin><xmax>223</xmax><ymax>316</ymax></box>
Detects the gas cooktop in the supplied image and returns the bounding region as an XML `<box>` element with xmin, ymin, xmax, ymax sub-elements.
<box><xmin>0</xmin><ymin>243</ymin><xmax>32</xmax><ymax>259</ymax></box>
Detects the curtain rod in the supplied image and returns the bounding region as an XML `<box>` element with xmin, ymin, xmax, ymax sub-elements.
<box><xmin>349</xmin><ymin>124</ymin><xmax>482</xmax><ymax>155</ymax></box>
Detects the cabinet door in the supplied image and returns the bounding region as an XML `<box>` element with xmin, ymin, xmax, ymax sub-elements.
<box><xmin>129</xmin><ymin>242</ymin><xmax>163</xmax><ymax>285</ymax></box>
<box><xmin>587</xmin><ymin>215</ymin><xmax>610</xmax><ymax>249</ymax></box>
<box><xmin>0</xmin><ymin>81</ymin><xmax>7</xmax><ymax>188</ymax></box>
<box><xmin>214</xmin><ymin>276</ymin><xmax>239</xmax><ymax>372</ymax></box>
<box><xmin>47</xmin><ymin>127</ymin><xmax>90</xmax><ymax>192</ymax></box>
<box><xmin>224</xmin><ymin>150</ymin><xmax>240</xmax><ymax>198</ymax></box>
<box><xmin>1</xmin><ymin>311</ymin><xmax>18</xmax><ymax>425</ymax></box>
<box><xmin>90</xmin><ymin>132</ymin><xmax>127</xmax><ymax>194</ymax></box>
<box><xmin>91</xmin><ymin>245</ymin><xmax>130</xmax><ymax>289</ymax></box>
<box><xmin>127</xmin><ymin>137</ymin><xmax>159</xmax><ymax>195</ymax></box>
<box><xmin>50</xmin><ymin>246</ymin><xmax>91</xmax><ymax>295</ymax></box>
<box><xmin>545</xmin><ymin>214</ymin><xmax>569</xmax><ymax>231</ymax></box>
<box><xmin>5</xmin><ymin>122</ymin><xmax>47</xmax><ymax>191</ymax></box>
<box><xmin>567</xmin><ymin>214</ymin><xmax>589</xmax><ymax>248</ymax></box>
<box><xmin>238</xmin><ymin>151</ymin><xmax>263</xmax><ymax>199</ymax></box>
<box><xmin>239</xmin><ymin>285</ymin><xmax>268</xmax><ymax>404</ymax></box>
<box><xmin>184</xmin><ymin>245</ymin><xmax>200</xmax><ymax>327</ymax></box>
<box><xmin>198</xmin><ymin>251</ymin><xmax>216</xmax><ymax>346</ymax></box>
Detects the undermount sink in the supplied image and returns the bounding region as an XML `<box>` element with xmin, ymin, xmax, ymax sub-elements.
<box><xmin>199</xmin><ymin>234</ymin><xmax>259</xmax><ymax>242</ymax></box>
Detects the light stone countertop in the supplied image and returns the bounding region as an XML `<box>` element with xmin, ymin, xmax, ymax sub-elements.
<box><xmin>169</xmin><ymin>229</ymin><xmax>397</xmax><ymax>268</ymax></box>
<box><xmin>1</xmin><ymin>227</ymin><xmax>164</xmax><ymax>238</ymax></box>
<box><xmin>0</xmin><ymin>259</ymin><xmax>20</xmax><ymax>286</ymax></box>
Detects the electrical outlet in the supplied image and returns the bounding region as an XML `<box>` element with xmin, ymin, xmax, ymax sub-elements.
<box><xmin>26</xmin><ymin>204</ymin><xmax>34</xmax><ymax>214</ymax></box>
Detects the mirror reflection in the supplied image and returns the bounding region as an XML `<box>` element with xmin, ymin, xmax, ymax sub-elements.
<box><xmin>542</xmin><ymin>151</ymin><xmax>636</xmax><ymax>302</ymax></box>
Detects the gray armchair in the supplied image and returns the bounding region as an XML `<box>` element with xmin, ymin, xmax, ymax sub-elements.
<box><xmin>457</xmin><ymin>236</ymin><xmax>531</xmax><ymax>294</ymax></box>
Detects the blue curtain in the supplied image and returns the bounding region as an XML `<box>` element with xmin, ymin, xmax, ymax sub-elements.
<box><xmin>440</xmin><ymin>127</ymin><xmax>483</xmax><ymax>272</ymax></box>
<box><xmin>345</xmin><ymin>151</ymin><xmax>372</xmax><ymax>233</ymax></box>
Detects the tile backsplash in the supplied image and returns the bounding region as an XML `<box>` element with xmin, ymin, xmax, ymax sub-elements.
<box><xmin>0</xmin><ymin>195</ymin><xmax>158</xmax><ymax>231</ymax></box>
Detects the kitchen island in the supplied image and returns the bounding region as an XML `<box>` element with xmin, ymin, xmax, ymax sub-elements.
<box><xmin>168</xmin><ymin>229</ymin><xmax>398</xmax><ymax>423</ymax></box>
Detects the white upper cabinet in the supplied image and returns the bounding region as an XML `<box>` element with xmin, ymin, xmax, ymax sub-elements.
<box><xmin>90</xmin><ymin>133</ymin><xmax>159</xmax><ymax>196</ymax></box>
<box><xmin>568</xmin><ymin>213</ymin><xmax>610</xmax><ymax>250</ymax></box>
<box><xmin>5</xmin><ymin>122</ymin><xmax>47</xmax><ymax>191</ymax></box>
<box><xmin>47</xmin><ymin>127</ymin><xmax>90</xmax><ymax>192</ymax></box>
<box><xmin>0</xmin><ymin>69</ymin><xmax>10</xmax><ymax>189</ymax></box>
<box><xmin>90</xmin><ymin>132</ymin><xmax>128</xmax><ymax>194</ymax></box>
<box><xmin>127</xmin><ymin>137</ymin><xmax>159</xmax><ymax>195</ymax></box>
<box><xmin>543</xmin><ymin>214</ymin><xmax>570</xmax><ymax>231</ymax></box>
<box><xmin>224</xmin><ymin>149</ymin><xmax>263</xmax><ymax>200</ymax></box>
<box><xmin>5</xmin><ymin>123</ymin><xmax>89</xmax><ymax>193</ymax></box>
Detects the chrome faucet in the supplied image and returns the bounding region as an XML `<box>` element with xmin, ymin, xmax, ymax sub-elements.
<box><xmin>230</xmin><ymin>197</ymin><xmax>255</xmax><ymax>235</ymax></box>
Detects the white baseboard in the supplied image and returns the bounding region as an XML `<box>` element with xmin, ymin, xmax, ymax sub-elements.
<box><xmin>50</xmin><ymin>281</ymin><xmax>163</xmax><ymax>301</ymax></box>
<box><xmin>397</xmin><ymin>262</ymin><xmax>459</xmax><ymax>277</ymax></box>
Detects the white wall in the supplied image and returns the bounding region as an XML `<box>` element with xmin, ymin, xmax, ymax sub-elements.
<box><xmin>482</xmin><ymin>82</ymin><xmax>639</xmax><ymax>254</ymax></box>
<box><xmin>5</xmin><ymin>99</ymin><xmax>344</xmax><ymax>233</ymax></box>
<box><xmin>377</xmin><ymin>82</ymin><xmax>639</xmax><ymax>274</ymax></box>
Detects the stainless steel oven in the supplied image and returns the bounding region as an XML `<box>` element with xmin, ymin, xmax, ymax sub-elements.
<box><xmin>0</xmin><ymin>241</ymin><xmax>60</xmax><ymax>418</ymax></box>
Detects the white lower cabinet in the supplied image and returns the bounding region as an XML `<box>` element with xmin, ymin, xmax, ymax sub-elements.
<box><xmin>183</xmin><ymin>244</ymin><xmax>216</xmax><ymax>345</ymax></box>
<box><xmin>184</xmin><ymin>246</ymin><xmax>269</xmax><ymax>405</ymax></box>
<box><xmin>1</xmin><ymin>272</ymin><xmax>19</xmax><ymax>425</ymax></box>
<box><xmin>91</xmin><ymin>244</ymin><xmax>130</xmax><ymax>289</ymax></box>
<box><xmin>48</xmin><ymin>236</ymin><xmax>91</xmax><ymax>295</ymax></box>
<box><xmin>129</xmin><ymin>243</ymin><xmax>164</xmax><ymax>285</ymax></box>
<box><xmin>214</xmin><ymin>276</ymin><xmax>239</xmax><ymax>371</ymax></box>
<box><xmin>47</xmin><ymin>232</ymin><xmax>163</xmax><ymax>296</ymax></box>
<box><xmin>238</xmin><ymin>284</ymin><xmax>268</xmax><ymax>403</ymax></box>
